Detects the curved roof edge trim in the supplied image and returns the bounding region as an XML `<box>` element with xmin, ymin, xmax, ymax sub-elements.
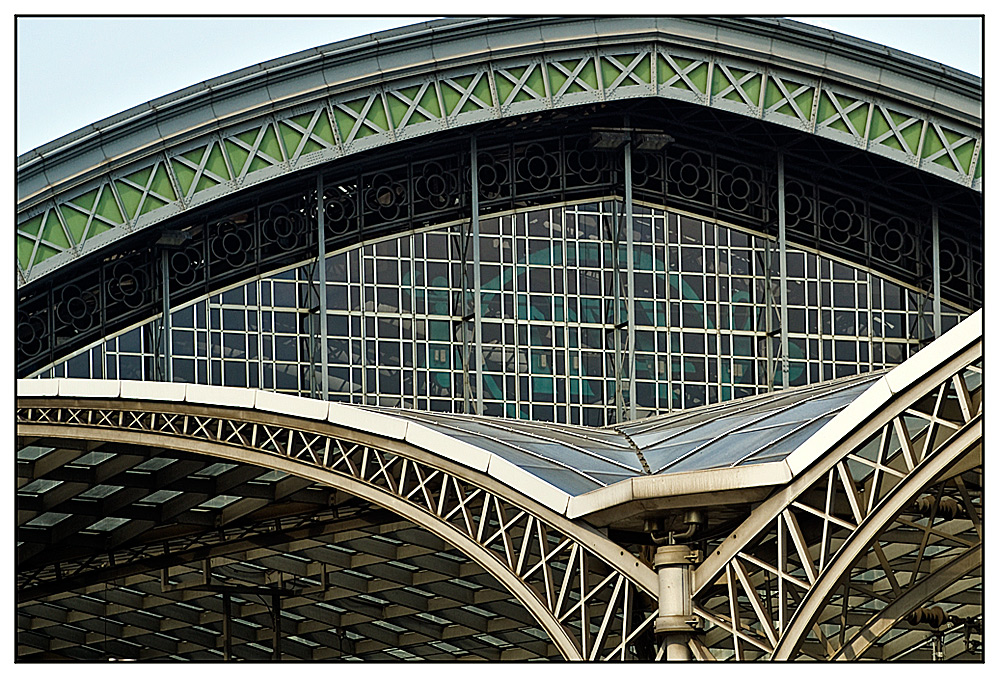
<box><xmin>16</xmin><ymin>17</ymin><xmax>983</xmax><ymax>286</ymax></box>
<box><xmin>15</xmin><ymin>377</ymin><xmax>572</xmax><ymax>516</ymax></box>
<box><xmin>566</xmin><ymin>309</ymin><xmax>982</xmax><ymax>521</ymax></box>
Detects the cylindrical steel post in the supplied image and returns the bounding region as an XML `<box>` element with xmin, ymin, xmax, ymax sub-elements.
<box><xmin>653</xmin><ymin>544</ymin><xmax>698</xmax><ymax>660</ymax></box>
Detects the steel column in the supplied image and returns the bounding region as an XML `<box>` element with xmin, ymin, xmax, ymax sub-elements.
<box><xmin>222</xmin><ymin>591</ymin><xmax>232</xmax><ymax>660</ymax></box>
<box><xmin>472</xmin><ymin>135</ymin><xmax>484</xmax><ymax>415</ymax></box>
<box><xmin>777</xmin><ymin>154</ymin><xmax>790</xmax><ymax>388</ymax></box>
<box><xmin>611</xmin><ymin>199</ymin><xmax>624</xmax><ymax>424</ymax></box>
<box><xmin>317</xmin><ymin>175</ymin><xmax>330</xmax><ymax>400</ymax></box>
<box><xmin>160</xmin><ymin>249</ymin><xmax>173</xmax><ymax>382</ymax></box>
<box><xmin>932</xmin><ymin>205</ymin><xmax>942</xmax><ymax>338</ymax></box>
<box><xmin>625</xmin><ymin>133</ymin><xmax>637</xmax><ymax>421</ymax></box>
<box><xmin>654</xmin><ymin>545</ymin><xmax>698</xmax><ymax>660</ymax></box>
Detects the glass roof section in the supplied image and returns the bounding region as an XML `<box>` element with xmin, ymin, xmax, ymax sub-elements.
<box><xmin>360</xmin><ymin>370</ymin><xmax>885</xmax><ymax>495</ymax></box>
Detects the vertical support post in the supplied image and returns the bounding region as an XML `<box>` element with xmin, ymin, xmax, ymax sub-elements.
<box><xmin>764</xmin><ymin>239</ymin><xmax>774</xmax><ymax>392</ymax></box>
<box><xmin>472</xmin><ymin>136</ymin><xmax>484</xmax><ymax>415</ymax></box>
<box><xmin>653</xmin><ymin>545</ymin><xmax>699</xmax><ymax>660</ymax></box>
<box><xmin>611</xmin><ymin>199</ymin><xmax>624</xmax><ymax>424</ymax></box>
<box><xmin>161</xmin><ymin>249</ymin><xmax>173</xmax><ymax>382</ymax></box>
<box><xmin>932</xmin><ymin>205</ymin><xmax>942</xmax><ymax>338</ymax></box>
<box><xmin>317</xmin><ymin>174</ymin><xmax>329</xmax><ymax>400</ymax></box>
<box><xmin>777</xmin><ymin>154</ymin><xmax>790</xmax><ymax>388</ymax></box>
<box><xmin>271</xmin><ymin>593</ymin><xmax>281</xmax><ymax>660</ymax></box>
<box><xmin>625</xmin><ymin>130</ymin><xmax>637</xmax><ymax>421</ymax></box>
<box><xmin>222</xmin><ymin>591</ymin><xmax>232</xmax><ymax>661</ymax></box>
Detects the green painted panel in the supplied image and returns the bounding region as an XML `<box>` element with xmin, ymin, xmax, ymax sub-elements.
<box><xmin>515</xmin><ymin>66</ymin><xmax>545</xmax><ymax>102</ymax></box>
<box><xmin>95</xmin><ymin>187</ymin><xmax>124</xmax><ymax>224</ymax></box>
<box><xmin>600</xmin><ymin>57</ymin><xmax>622</xmax><ymax>89</ymax></box>
<box><xmin>333</xmin><ymin>106</ymin><xmax>360</xmax><ymax>140</ymax></box>
<box><xmin>69</xmin><ymin>188</ymin><xmax>98</xmax><ymax>213</ymax></box>
<box><xmin>172</xmin><ymin>159</ymin><xmax>196</xmax><ymax>195</ymax></box>
<box><xmin>869</xmin><ymin>107</ymin><xmax>907</xmax><ymax>152</ymax></box>
<box><xmin>496</xmin><ymin>66</ymin><xmax>524</xmax><ymax>104</ymax></box>
<box><xmin>763</xmin><ymin>77</ymin><xmax>784</xmax><ymax>109</ymax></box>
<box><xmin>280</xmin><ymin>120</ymin><xmax>305</xmax><ymax>156</ymax></box>
<box><xmin>17</xmin><ymin>234</ymin><xmax>35</xmax><ymax>270</ymax></box>
<box><xmin>387</xmin><ymin>87</ymin><xmax>417</xmax><ymax>127</ymax></box>
<box><xmin>684</xmin><ymin>62</ymin><xmax>708</xmax><ymax>93</ymax></box>
<box><xmin>974</xmin><ymin>150</ymin><xmax>982</xmax><ymax>180</ymax></box>
<box><xmin>363</xmin><ymin>100</ymin><xmax>388</xmax><ymax>134</ymax></box>
<box><xmin>149</xmin><ymin>163</ymin><xmax>177</xmax><ymax>202</ymax></box>
<box><xmin>548</xmin><ymin>63</ymin><xmax>569</xmax><ymax>93</ymax></box>
<box><xmin>34</xmin><ymin>243</ymin><xmax>63</xmax><ymax>265</ymax></box>
<box><xmin>657</xmin><ymin>55</ymin><xmax>677</xmax><ymax>85</ymax></box>
<box><xmin>59</xmin><ymin>203</ymin><xmax>89</xmax><ymax>245</ymax></box>
<box><xmin>41</xmin><ymin>210</ymin><xmax>70</xmax><ymax>249</ymax></box>
<box><xmin>418</xmin><ymin>86</ymin><xmax>441</xmax><ymax>119</ymax></box>
<box><xmin>19</xmin><ymin>214</ymin><xmax>43</xmax><ymax>238</ymax></box>
<box><xmin>629</xmin><ymin>54</ymin><xmax>650</xmax><ymax>84</ymax></box>
<box><xmin>257</xmin><ymin>125</ymin><xmax>283</xmax><ymax>163</ymax></box>
<box><xmin>116</xmin><ymin>168</ymin><xmax>152</xmax><ymax>220</ymax></box>
<box><xmin>312</xmin><ymin>109</ymin><xmax>336</xmax><ymax>144</ymax></box>
<box><xmin>847</xmin><ymin>102</ymin><xmax>869</xmax><ymax>135</ymax></box>
<box><xmin>456</xmin><ymin>75</ymin><xmax>492</xmax><ymax>114</ymax></box>
<box><xmin>794</xmin><ymin>87</ymin><xmax>815</xmax><ymax>117</ymax></box>
<box><xmin>225</xmin><ymin>139</ymin><xmax>251</xmax><ymax>177</ymax></box>
<box><xmin>204</xmin><ymin>144</ymin><xmax>229</xmax><ymax>182</ymax></box>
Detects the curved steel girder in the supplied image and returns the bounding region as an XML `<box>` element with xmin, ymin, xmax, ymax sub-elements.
<box><xmin>16</xmin><ymin>400</ymin><xmax>659</xmax><ymax>661</ymax></box>
<box><xmin>830</xmin><ymin>543</ymin><xmax>981</xmax><ymax>660</ymax></box>
<box><xmin>689</xmin><ymin>313</ymin><xmax>982</xmax><ymax>659</ymax></box>
<box><xmin>693</xmin><ymin>325</ymin><xmax>982</xmax><ymax>595</ymax></box>
<box><xmin>771</xmin><ymin>420</ymin><xmax>981</xmax><ymax>660</ymax></box>
<box><xmin>17</xmin><ymin>17</ymin><xmax>981</xmax><ymax>286</ymax></box>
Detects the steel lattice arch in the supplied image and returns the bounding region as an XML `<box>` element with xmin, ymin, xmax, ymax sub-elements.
<box><xmin>16</xmin><ymin>17</ymin><xmax>982</xmax><ymax>662</ymax></box>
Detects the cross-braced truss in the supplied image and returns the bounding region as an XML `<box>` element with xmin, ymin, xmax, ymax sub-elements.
<box><xmin>692</xmin><ymin>341</ymin><xmax>982</xmax><ymax>660</ymax></box>
<box><xmin>17</xmin><ymin>400</ymin><xmax>659</xmax><ymax>660</ymax></box>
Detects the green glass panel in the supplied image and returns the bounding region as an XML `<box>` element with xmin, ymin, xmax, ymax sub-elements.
<box><xmin>149</xmin><ymin>164</ymin><xmax>177</xmax><ymax>201</ymax></box>
<box><xmin>17</xmin><ymin>234</ymin><xmax>35</xmax><ymax>270</ymax></box>
<box><xmin>41</xmin><ymin>211</ymin><xmax>70</xmax><ymax>249</ymax></box>
<box><xmin>95</xmin><ymin>187</ymin><xmax>124</xmax><ymax>224</ymax></box>
<box><xmin>280</xmin><ymin>120</ymin><xmax>305</xmax><ymax>155</ymax></box>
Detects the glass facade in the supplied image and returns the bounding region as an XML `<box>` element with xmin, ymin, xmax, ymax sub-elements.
<box><xmin>40</xmin><ymin>200</ymin><xmax>966</xmax><ymax>426</ymax></box>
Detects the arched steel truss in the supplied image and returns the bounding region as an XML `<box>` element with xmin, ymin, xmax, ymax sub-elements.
<box><xmin>691</xmin><ymin>318</ymin><xmax>982</xmax><ymax>659</ymax></box>
<box><xmin>17</xmin><ymin>17</ymin><xmax>981</xmax><ymax>287</ymax></box>
<box><xmin>16</xmin><ymin>394</ymin><xmax>660</xmax><ymax>660</ymax></box>
<box><xmin>16</xmin><ymin>106</ymin><xmax>983</xmax><ymax>378</ymax></box>
<box><xmin>15</xmin><ymin>312</ymin><xmax>984</xmax><ymax>661</ymax></box>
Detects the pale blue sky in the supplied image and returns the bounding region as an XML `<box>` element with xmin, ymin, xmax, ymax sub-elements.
<box><xmin>15</xmin><ymin>16</ymin><xmax>983</xmax><ymax>155</ymax></box>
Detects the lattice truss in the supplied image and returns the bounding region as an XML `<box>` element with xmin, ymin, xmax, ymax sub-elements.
<box><xmin>17</xmin><ymin>404</ymin><xmax>658</xmax><ymax>661</ymax></box>
<box><xmin>18</xmin><ymin>39</ymin><xmax>981</xmax><ymax>281</ymax></box>
<box><xmin>691</xmin><ymin>356</ymin><xmax>983</xmax><ymax>660</ymax></box>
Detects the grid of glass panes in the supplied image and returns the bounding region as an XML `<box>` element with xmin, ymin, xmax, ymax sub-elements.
<box><xmin>37</xmin><ymin>200</ymin><xmax>967</xmax><ymax>427</ymax></box>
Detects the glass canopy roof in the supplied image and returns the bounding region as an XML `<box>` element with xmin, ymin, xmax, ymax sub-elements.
<box><xmin>357</xmin><ymin>370</ymin><xmax>885</xmax><ymax>496</ymax></box>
